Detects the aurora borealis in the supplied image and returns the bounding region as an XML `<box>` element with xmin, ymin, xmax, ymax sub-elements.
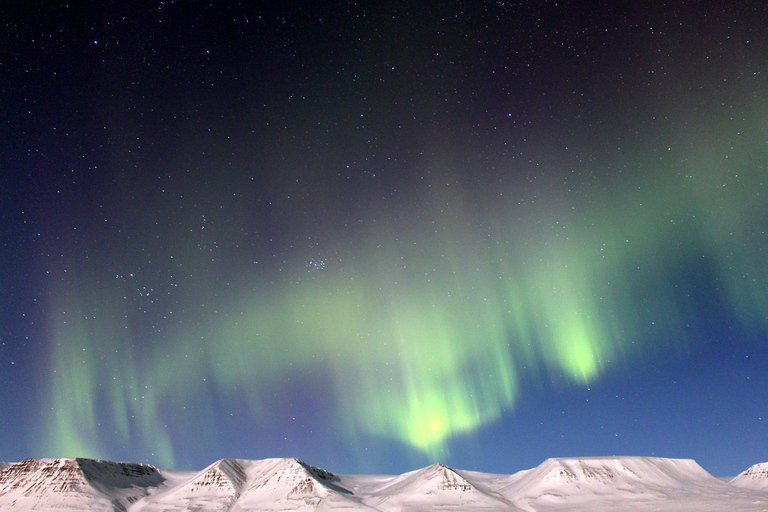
<box><xmin>2</xmin><ymin>1</ymin><xmax>768</xmax><ymax>477</ymax></box>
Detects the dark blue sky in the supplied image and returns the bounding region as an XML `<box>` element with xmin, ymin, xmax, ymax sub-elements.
<box><xmin>1</xmin><ymin>1</ymin><xmax>767</xmax><ymax>477</ymax></box>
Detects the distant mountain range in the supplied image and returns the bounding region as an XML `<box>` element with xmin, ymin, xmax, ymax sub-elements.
<box><xmin>1</xmin><ymin>456</ymin><xmax>767</xmax><ymax>511</ymax></box>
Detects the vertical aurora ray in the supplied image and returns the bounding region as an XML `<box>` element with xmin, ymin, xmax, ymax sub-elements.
<box><xmin>39</xmin><ymin>279</ymin><xmax>180</xmax><ymax>466</ymax></box>
<box><xmin>45</xmin><ymin>289</ymin><xmax>103</xmax><ymax>460</ymax></box>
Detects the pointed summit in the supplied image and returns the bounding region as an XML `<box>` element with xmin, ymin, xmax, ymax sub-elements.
<box><xmin>246</xmin><ymin>457</ymin><xmax>341</xmax><ymax>494</ymax></box>
<box><xmin>731</xmin><ymin>462</ymin><xmax>768</xmax><ymax>490</ymax></box>
<box><xmin>369</xmin><ymin>462</ymin><xmax>511</xmax><ymax>510</ymax></box>
<box><xmin>192</xmin><ymin>458</ymin><xmax>248</xmax><ymax>494</ymax></box>
<box><xmin>373</xmin><ymin>463</ymin><xmax>479</xmax><ymax>496</ymax></box>
<box><xmin>236</xmin><ymin>457</ymin><xmax>369</xmax><ymax>510</ymax></box>
<box><xmin>417</xmin><ymin>463</ymin><xmax>475</xmax><ymax>492</ymax></box>
<box><xmin>132</xmin><ymin>458</ymin><xmax>248</xmax><ymax>511</ymax></box>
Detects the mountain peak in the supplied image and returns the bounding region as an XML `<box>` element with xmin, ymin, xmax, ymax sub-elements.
<box><xmin>731</xmin><ymin>462</ymin><xmax>768</xmax><ymax>489</ymax></box>
<box><xmin>376</xmin><ymin>463</ymin><xmax>476</xmax><ymax>498</ymax></box>
<box><xmin>0</xmin><ymin>457</ymin><xmax>163</xmax><ymax>511</ymax></box>
<box><xmin>0</xmin><ymin>458</ymin><xmax>87</xmax><ymax>495</ymax></box>
<box><xmin>501</xmin><ymin>455</ymin><xmax>733</xmax><ymax>510</ymax></box>
<box><xmin>167</xmin><ymin>458</ymin><xmax>248</xmax><ymax>495</ymax></box>
<box><xmin>738</xmin><ymin>462</ymin><xmax>768</xmax><ymax>479</ymax></box>
<box><xmin>422</xmin><ymin>463</ymin><xmax>474</xmax><ymax>491</ymax></box>
<box><xmin>368</xmin><ymin>461</ymin><xmax>513</xmax><ymax>510</ymax></box>
<box><xmin>246</xmin><ymin>457</ymin><xmax>341</xmax><ymax>496</ymax></box>
<box><xmin>534</xmin><ymin>456</ymin><xmax>714</xmax><ymax>485</ymax></box>
<box><xmin>280</xmin><ymin>457</ymin><xmax>336</xmax><ymax>482</ymax></box>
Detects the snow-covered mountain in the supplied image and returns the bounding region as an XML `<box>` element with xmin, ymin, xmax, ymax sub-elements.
<box><xmin>131</xmin><ymin>458</ymin><xmax>247</xmax><ymax>511</ymax></box>
<box><xmin>232</xmin><ymin>457</ymin><xmax>373</xmax><ymax>511</ymax></box>
<box><xmin>1</xmin><ymin>456</ymin><xmax>767</xmax><ymax>511</ymax></box>
<box><xmin>498</xmin><ymin>456</ymin><xmax>768</xmax><ymax>511</ymax></box>
<box><xmin>367</xmin><ymin>463</ymin><xmax>512</xmax><ymax>511</ymax></box>
<box><xmin>0</xmin><ymin>457</ymin><xmax>165</xmax><ymax>511</ymax></box>
<box><xmin>732</xmin><ymin>463</ymin><xmax>768</xmax><ymax>490</ymax></box>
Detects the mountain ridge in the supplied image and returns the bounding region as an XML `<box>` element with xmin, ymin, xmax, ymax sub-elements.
<box><xmin>1</xmin><ymin>455</ymin><xmax>767</xmax><ymax>511</ymax></box>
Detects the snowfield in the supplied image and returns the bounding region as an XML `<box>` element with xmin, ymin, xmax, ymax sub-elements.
<box><xmin>0</xmin><ymin>456</ymin><xmax>767</xmax><ymax>511</ymax></box>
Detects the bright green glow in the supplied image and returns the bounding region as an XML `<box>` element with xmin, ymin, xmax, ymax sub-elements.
<box><xmin>333</xmin><ymin>284</ymin><xmax>519</xmax><ymax>456</ymax></box>
<box><xmin>40</xmin><ymin>114</ymin><xmax>768</xmax><ymax>464</ymax></box>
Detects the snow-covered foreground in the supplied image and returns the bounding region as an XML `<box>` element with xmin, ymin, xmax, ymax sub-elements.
<box><xmin>0</xmin><ymin>456</ymin><xmax>767</xmax><ymax>511</ymax></box>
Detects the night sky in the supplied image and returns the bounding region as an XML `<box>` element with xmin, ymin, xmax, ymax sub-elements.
<box><xmin>2</xmin><ymin>1</ymin><xmax>767</xmax><ymax>477</ymax></box>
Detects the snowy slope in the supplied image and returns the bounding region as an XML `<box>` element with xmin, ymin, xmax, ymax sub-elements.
<box><xmin>366</xmin><ymin>463</ymin><xmax>514</xmax><ymax>511</ymax></box>
<box><xmin>500</xmin><ymin>456</ymin><xmax>768</xmax><ymax>512</ymax></box>
<box><xmin>1</xmin><ymin>455</ymin><xmax>768</xmax><ymax>511</ymax></box>
<box><xmin>0</xmin><ymin>458</ymin><xmax>164</xmax><ymax>511</ymax></box>
<box><xmin>131</xmin><ymin>458</ymin><xmax>247</xmax><ymax>511</ymax></box>
<box><xmin>732</xmin><ymin>463</ymin><xmax>768</xmax><ymax>490</ymax></box>
<box><xmin>132</xmin><ymin>457</ymin><xmax>375</xmax><ymax>511</ymax></box>
<box><xmin>232</xmin><ymin>457</ymin><xmax>374</xmax><ymax>511</ymax></box>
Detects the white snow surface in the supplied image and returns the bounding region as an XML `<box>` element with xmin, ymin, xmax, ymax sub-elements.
<box><xmin>0</xmin><ymin>457</ymin><xmax>164</xmax><ymax>511</ymax></box>
<box><xmin>1</xmin><ymin>456</ymin><xmax>767</xmax><ymax>511</ymax></box>
<box><xmin>732</xmin><ymin>463</ymin><xmax>768</xmax><ymax>490</ymax></box>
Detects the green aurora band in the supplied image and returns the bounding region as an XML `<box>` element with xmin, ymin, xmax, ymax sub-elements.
<box><xmin>39</xmin><ymin>116</ymin><xmax>767</xmax><ymax>467</ymax></box>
